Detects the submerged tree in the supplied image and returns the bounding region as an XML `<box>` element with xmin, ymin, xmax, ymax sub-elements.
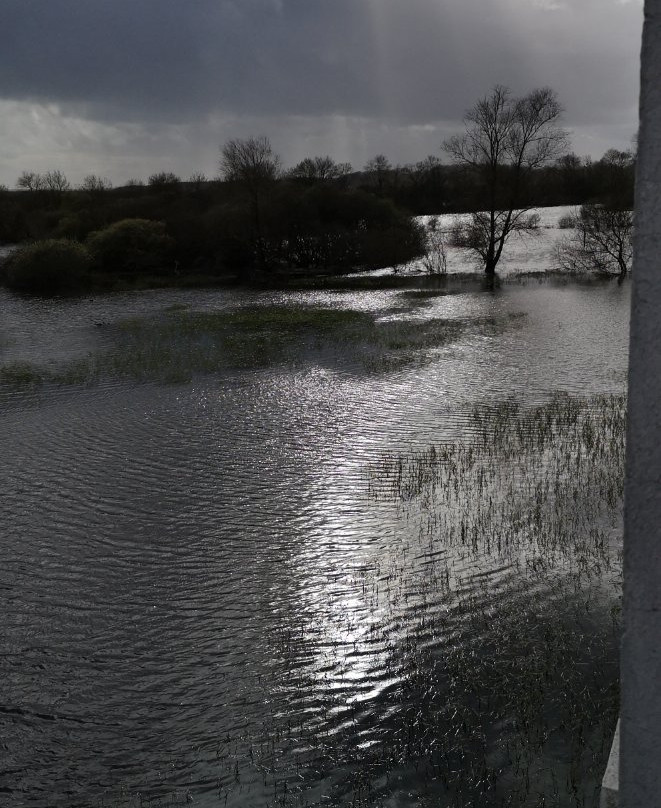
<box><xmin>444</xmin><ymin>85</ymin><xmax>569</xmax><ymax>276</ymax></box>
<box><xmin>556</xmin><ymin>204</ymin><xmax>633</xmax><ymax>280</ymax></box>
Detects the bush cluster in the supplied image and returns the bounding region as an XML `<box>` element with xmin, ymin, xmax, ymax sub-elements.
<box><xmin>86</xmin><ymin>219</ymin><xmax>175</xmax><ymax>274</ymax></box>
<box><xmin>1</xmin><ymin>172</ymin><xmax>427</xmax><ymax>293</ymax></box>
<box><xmin>2</xmin><ymin>239</ymin><xmax>91</xmax><ymax>295</ymax></box>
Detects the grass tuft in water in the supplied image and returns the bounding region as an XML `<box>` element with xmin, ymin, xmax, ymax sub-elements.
<box><xmin>371</xmin><ymin>391</ymin><xmax>625</xmax><ymax>562</ymax></box>
<box><xmin>365</xmin><ymin>390</ymin><xmax>624</xmax><ymax>806</ymax></box>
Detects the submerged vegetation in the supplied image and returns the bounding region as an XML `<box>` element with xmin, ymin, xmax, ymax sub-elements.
<box><xmin>0</xmin><ymin>303</ymin><xmax>527</xmax><ymax>387</ymax></box>
<box><xmin>372</xmin><ymin>392</ymin><xmax>625</xmax><ymax>554</ymax></box>
<box><xmin>362</xmin><ymin>391</ymin><xmax>625</xmax><ymax>806</ymax></box>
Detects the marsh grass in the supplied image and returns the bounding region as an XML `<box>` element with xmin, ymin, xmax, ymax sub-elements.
<box><xmin>0</xmin><ymin>305</ymin><xmax>527</xmax><ymax>387</ymax></box>
<box><xmin>370</xmin><ymin>391</ymin><xmax>625</xmax><ymax>561</ymax></box>
<box><xmin>361</xmin><ymin>390</ymin><xmax>624</xmax><ymax>806</ymax></box>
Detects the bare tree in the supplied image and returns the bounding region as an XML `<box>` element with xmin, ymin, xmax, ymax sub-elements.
<box><xmin>79</xmin><ymin>174</ymin><xmax>112</xmax><ymax>193</ymax></box>
<box><xmin>600</xmin><ymin>148</ymin><xmax>635</xmax><ymax>169</ymax></box>
<box><xmin>42</xmin><ymin>170</ymin><xmax>71</xmax><ymax>192</ymax></box>
<box><xmin>364</xmin><ymin>154</ymin><xmax>392</xmax><ymax>195</ymax></box>
<box><xmin>444</xmin><ymin>85</ymin><xmax>569</xmax><ymax>275</ymax></box>
<box><xmin>16</xmin><ymin>171</ymin><xmax>44</xmax><ymax>191</ymax></box>
<box><xmin>17</xmin><ymin>169</ymin><xmax>70</xmax><ymax>194</ymax></box>
<box><xmin>220</xmin><ymin>135</ymin><xmax>280</xmax><ymax>187</ymax></box>
<box><xmin>420</xmin><ymin>217</ymin><xmax>448</xmax><ymax>275</ymax></box>
<box><xmin>148</xmin><ymin>171</ymin><xmax>181</xmax><ymax>190</ymax></box>
<box><xmin>287</xmin><ymin>156</ymin><xmax>352</xmax><ymax>182</ymax></box>
<box><xmin>219</xmin><ymin>136</ymin><xmax>281</xmax><ymax>269</ymax></box>
<box><xmin>556</xmin><ymin>204</ymin><xmax>633</xmax><ymax>280</ymax></box>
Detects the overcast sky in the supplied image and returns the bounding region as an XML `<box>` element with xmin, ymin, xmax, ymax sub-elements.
<box><xmin>0</xmin><ymin>0</ymin><xmax>644</xmax><ymax>187</ymax></box>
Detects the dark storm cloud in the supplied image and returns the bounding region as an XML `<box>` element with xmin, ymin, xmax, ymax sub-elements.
<box><xmin>0</xmin><ymin>0</ymin><xmax>642</xmax><ymax>127</ymax></box>
<box><xmin>0</xmin><ymin>0</ymin><xmax>642</xmax><ymax>185</ymax></box>
<box><xmin>0</xmin><ymin>0</ymin><xmax>374</xmax><ymax>121</ymax></box>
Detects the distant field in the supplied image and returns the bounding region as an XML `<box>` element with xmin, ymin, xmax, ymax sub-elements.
<box><xmin>363</xmin><ymin>205</ymin><xmax>577</xmax><ymax>277</ymax></box>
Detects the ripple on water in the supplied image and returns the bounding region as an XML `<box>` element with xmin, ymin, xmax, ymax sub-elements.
<box><xmin>0</xmin><ymin>279</ymin><xmax>627</xmax><ymax>806</ymax></box>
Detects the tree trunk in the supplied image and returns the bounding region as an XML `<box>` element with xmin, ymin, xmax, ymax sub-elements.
<box><xmin>252</xmin><ymin>194</ymin><xmax>268</xmax><ymax>271</ymax></box>
<box><xmin>484</xmin><ymin>255</ymin><xmax>497</xmax><ymax>276</ymax></box>
<box><xmin>617</xmin><ymin>247</ymin><xmax>628</xmax><ymax>281</ymax></box>
<box><xmin>485</xmin><ymin>231</ymin><xmax>498</xmax><ymax>276</ymax></box>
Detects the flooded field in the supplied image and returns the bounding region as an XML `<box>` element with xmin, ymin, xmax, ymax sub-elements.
<box><xmin>0</xmin><ymin>277</ymin><xmax>628</xmax><ymax>807</ymax></box>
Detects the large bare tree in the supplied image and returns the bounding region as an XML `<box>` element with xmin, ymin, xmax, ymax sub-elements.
<box><xmin>220</xmin><ymin>135</ymin><xmax>280</xmax><ymax>192</ymax></box>
<box><xmin>219</xmin><ymin>136</ymin><xmax>280</xmax><ymax>268</ymax></box>
<box><xmin>444</xmin><ymin>85</ymin><xmax>569</xmax><ymax>275</ymax></box>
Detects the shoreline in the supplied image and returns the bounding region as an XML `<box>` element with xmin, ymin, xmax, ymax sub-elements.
<box><xmin>0</xmin><ymin>265</ymin><xmax>625</xmax><ymax>300</ymax></box>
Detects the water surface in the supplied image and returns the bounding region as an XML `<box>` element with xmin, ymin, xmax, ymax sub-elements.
<box><xmin>0</xmin><ymin>279</ymin><xmax>628</xmax><ymax>807</ymax></box>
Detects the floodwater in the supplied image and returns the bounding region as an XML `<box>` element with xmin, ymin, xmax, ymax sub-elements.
<box><xmin>0</xmin><ymin>278</ymin><xmax>629</xmax><ymax>807</ymax></box>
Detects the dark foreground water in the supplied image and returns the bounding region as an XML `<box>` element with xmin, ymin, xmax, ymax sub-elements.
<box><xmin>0</xmin><ymin>279</ymin><xmax>628</xmax><ymax>807</ymax></box>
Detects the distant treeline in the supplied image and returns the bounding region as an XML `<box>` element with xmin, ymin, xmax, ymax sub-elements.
<box><xmin>0</xmin><ymin>143</ymin><xmax>634</xmax><ymax>293</ymax></box>
<box><xmin>0</xmin><ymin>170</ymin><xmax>426</xmax><ymax>289</ymax></box>
<box><xmin>368</xmin><ymin>148</ymin><xmax>635</xmax><ymax>213</ymax></box>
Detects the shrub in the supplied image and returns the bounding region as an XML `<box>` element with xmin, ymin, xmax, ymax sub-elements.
<box><xmin>357</xmin><ymin>219</ymin><xmax>426</xmax><ymax>271</ymax></box>
<box><xmin>2</xmin><ymin>239</ymin><xmax>91</xmax><ymax>295</ymax></box>
<box><xmin>556</xmin><ymin>204</ymin><xmax>633</xmax><ymax>278</ymax></box>
<box><xmin>558</xmin><ymin>213</ymin><xmax>576</xmax><ymax>229</ymax></box>
<box><xmin>87</xmin><ymin>218</ymin><xmax>175</xmax><ymax>274</ymax></box>
<box><xmin>447</xmin><ymin>218</ymin><xmax>473</xmax><ymax>248</ymax></box>
<box><xmin>420</xmin><ymin>216</ymin><xmax>448</xmax><ymax>275</ymax></box>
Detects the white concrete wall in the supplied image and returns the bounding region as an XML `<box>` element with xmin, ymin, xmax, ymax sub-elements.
<box><xmin>622</xmin><ymin>3</ymin><xmax>661</xmax><ymax>806</ymax></box>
